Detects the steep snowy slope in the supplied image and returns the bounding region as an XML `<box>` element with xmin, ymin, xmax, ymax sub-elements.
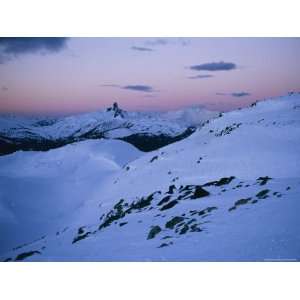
<box><xmin>1</xmin><ymin>93</ymin><xmax>300</xmax><ymax>261</ymax></box>
<box><xmin>0</xmin><ymin>103</ymin><xmax>217</xmax><ymax>154</ymax></box>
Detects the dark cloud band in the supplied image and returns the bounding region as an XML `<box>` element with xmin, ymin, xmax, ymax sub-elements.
<box><xmin>131</xmin><ymin>46</ymin><xmax>153</xmax><ymax>52</ymax></box>
<box><xmin>188</xmin><ymin>74</ymin><xmax>213</xmax><ymax>79</ymax></box>
<box><xmin>190</xmin><ymin>61</ymin><xmax>237</xmax><ymax>71</ymax></box>
<box><xmin>0</xmin><ymin>38</ymin><xmax>69</xmax><ymax>63</ymax></box>
<box><xmin>101</xmin><ymin>84</ymin><xmax>155</xmax><ymax>93</ymax></box>
<box><xmin>123</xmin><ymin>85</ymin><xmax>153</xmax><ymax>92</ymax></box>
<box><xmin>217</xmin><ymin>92</ymin><xmax>251</xmax><ymax>97</ymax></box>
<box><xmin>231</xmin><ymin>92</ymin><xmax>250</xmax><ymax>97</ymax></box>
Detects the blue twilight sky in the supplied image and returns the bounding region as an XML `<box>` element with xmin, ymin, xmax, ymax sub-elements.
<box><xmin>0</xmin><ymin>37</ymin><xmax>299</xmax><ymax>114</ymax></box>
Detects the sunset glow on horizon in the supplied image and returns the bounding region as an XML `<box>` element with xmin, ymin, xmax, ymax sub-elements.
<box><xmin>0</xmin><ymin>37</ymin><xmax>300</xmax><ymax>115</ymax></box>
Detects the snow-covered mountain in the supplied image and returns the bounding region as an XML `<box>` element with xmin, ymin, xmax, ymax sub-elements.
<box><xmin>0</xmin><ymin>103</ymin><xmax>217</xmax><ymax>154</ymax></box>
<box><xmin>1</xmin><ymin>93</ymin><xmax>300</xmax><ymax>261</ymax></box>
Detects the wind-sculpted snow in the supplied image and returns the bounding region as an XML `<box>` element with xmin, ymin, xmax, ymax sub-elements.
<box><xmin>1</xmin><ymin>93</ymin><xmax>300</xmax><ymax>261</ymax></box>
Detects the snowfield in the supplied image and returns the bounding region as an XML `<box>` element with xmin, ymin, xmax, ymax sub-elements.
<box><xmin>0</xmin><ymin>93</ymin><xmax>300</xmax><ymax>261</ymax></box>
<box><xmin>0</xmin><ymin>139</ymin><xmax>142</xmax><ymax>254</ymax></box>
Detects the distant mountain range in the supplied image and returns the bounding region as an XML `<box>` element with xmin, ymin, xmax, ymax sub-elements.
<box><xmin>0</xmin><ymin>102</ymin><xmax>218</xmax><ymax>154</ymax></box>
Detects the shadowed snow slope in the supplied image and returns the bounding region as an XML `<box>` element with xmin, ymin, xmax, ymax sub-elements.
<box><xmin>1</xmin><ymin>94</ymin><xmax>300</xmax><ymax>261</ymax></box>
<box><xmin>0</xmin><ymin>139</ymin><xmax>142</xmax><ymax>254</ymax></box>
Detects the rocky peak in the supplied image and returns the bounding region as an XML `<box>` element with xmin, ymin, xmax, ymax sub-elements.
<box><xmin>106</xmin><ymin>102</ymin><xmax>125</xmax><ymax>118</ymax></box>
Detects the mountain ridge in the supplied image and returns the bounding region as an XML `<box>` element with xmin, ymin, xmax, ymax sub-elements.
<box><xmin>1</xmin><ymin>93</ymin><xmax>299</xmax><ymax>261</ymax></box>
<box><xmin>0</xmin><ymin>102</ymin><xmax>217</xmax><ymax>154</ymax></box>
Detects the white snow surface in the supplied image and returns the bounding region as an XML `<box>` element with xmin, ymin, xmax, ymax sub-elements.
<box><xmin>0</xmin><ymin>105</ymin><xmax>217</xmax><ymax>141</ymax></box>
<box><xmin>0</xmin><ymin>139</ymin><xmax>142</xmax><ymax>253</ymax></box>
<box><xmin>0</xmin><ymin>94</ymin><xmax>300</xmax><ymax>261</ymax></box>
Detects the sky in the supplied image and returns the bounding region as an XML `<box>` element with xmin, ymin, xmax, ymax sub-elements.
<box><xmin>0</xmin><ymin>37</ymin><xmax>299</xmax><ymax>115</ymax></box>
